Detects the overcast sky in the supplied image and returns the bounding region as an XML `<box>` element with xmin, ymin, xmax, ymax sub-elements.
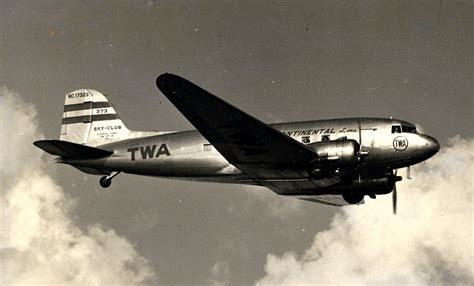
<box><xmin>1</xmin><ymin>0</ymin><xmax>472</xmax><ymax>285</ymax></box>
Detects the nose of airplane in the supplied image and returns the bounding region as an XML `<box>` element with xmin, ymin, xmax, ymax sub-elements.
<box><xmin>424</xmin><ymin>135</ymin><xmax>440</xmax><ymax>157</ymax></box>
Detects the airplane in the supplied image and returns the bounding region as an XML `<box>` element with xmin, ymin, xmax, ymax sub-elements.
<box><xmin>34</xmin><ymin>73</ymin><xmax>440</xmax><ymax>213</ymax></box>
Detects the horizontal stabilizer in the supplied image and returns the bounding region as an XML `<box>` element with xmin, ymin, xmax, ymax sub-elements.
<box><xmin>33</xmin><ymin>140</ymin><xmax>113</xmax><ymax>159</ymax></box>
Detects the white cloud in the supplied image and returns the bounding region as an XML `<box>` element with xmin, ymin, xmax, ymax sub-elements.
<box><xmin>0</xmin><ymin>88</ymin><xmax>156</xmax><ymax>285</ymax></box>
<box><xmin>257</xmin><ymin>136</ymin><xmax>473</xmax><ymax>285</ymax></box>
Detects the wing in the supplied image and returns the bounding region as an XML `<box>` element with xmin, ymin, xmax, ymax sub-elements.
<box><xmin>299</xmin><ymin>195</ymin><xmax>364</xmax><ymax>207</ymax></box>
<box><xmin>156</xmin><ymin>73</ymin><xmax>317</xmax><ymax>180</ymax></box>
<box><xmin>250</xmin><ymin>179</ymin><xmax>360</xmax><ymax>206</ymax></box>
<box><xmin>156</xmin><ymin>74</ymin><xmax>356</xmax><ymax>206</ymax></box>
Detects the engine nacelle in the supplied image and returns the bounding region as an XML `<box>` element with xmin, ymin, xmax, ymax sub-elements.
<box><xmin>337</xmin><ymin>177</ymin><xmax>395</xmax><ymax>195</ymax></box>
<box><xmin>307</xmin><ymin>139</ymin><xmax>360</xmax><ymax>169</ymax></box>
<box><xmin>336</xmin><ymin>176</ymin><xmax>396</xmax><ymax>204</ymax></box>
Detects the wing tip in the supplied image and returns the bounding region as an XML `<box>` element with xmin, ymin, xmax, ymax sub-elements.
<box><xmin>33</xmin><ymin>139</ymin><xmax>49</xmax><ymax>149</ymax></box>
<box><xmin>156</xmin><ymin>73</ymin><xmax>168</xmax><ymax>88</ymax></box>
<box><xmin>156</xmin><ymin>73</ymin><xmax>180</xmax><ymax>91</ymax></box>
<box><xmin>33</xmin><ymin>140</ymin><xmax>42</xmax><ymax>147</ymax></box>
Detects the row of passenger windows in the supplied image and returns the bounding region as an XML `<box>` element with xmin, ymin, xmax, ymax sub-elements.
<box><xmin>392</xmin><ymin>125</ymin><xmax>417</xmax><ymax>134</ymax></box>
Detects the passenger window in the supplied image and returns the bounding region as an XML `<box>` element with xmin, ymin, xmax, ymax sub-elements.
<box><xmin>391</xmin><ymin>125</ymin><xmax>401</xmax><ymax>133</ymax></box>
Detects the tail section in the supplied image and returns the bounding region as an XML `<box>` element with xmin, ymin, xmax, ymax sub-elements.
<box><xmin>60</xmin><ymin>89</ymin><xmax>158</xmax><ymax>146</ymax></box>
<box><xmin>33</xmin><ymin>140</ymin><xmax>113</xmax><ymax>159</ymax></box>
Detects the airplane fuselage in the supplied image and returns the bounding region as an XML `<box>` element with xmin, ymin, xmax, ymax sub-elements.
<box><xmin>61</xmin><ymin>117</ymin><xmax>439</xmax><ymax>195</ymax></box>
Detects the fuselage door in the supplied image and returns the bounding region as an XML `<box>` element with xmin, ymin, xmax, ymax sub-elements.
<box><xmin>359</xmin><ymin>121</ymin><xmax>378</xmax><ymax>155</ymax></box>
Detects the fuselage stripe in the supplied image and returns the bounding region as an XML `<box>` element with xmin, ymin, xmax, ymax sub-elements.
<box><xmin>62</xmin><ymin>114</ymin><xmax>118</xmax><ymax>124</ymax></box>
<box><xmin>63</xmin><ymin>102</ymin><xmax>110</xmax><ymax>112</ymax></box>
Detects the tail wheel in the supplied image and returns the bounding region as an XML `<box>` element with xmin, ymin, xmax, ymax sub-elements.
<box><xmin>99</xmin><ymin>171</ymin><xmax>121</xmax><ymax>188</ymax></box>
<box><xmin>99</xmin><ymin>176</ymin><xmax>112</xmax><ymax>188</ymax></box>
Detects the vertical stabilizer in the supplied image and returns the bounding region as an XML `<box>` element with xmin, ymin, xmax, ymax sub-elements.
<box><xmin>60</xmin><ymin>89</ymin><xmax>158</xmax><ymax>146</ymax></box>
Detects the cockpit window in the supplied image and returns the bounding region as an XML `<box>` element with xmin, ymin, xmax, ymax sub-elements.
<box><xmin>402</xmin><ymin>125</ymin><xmax>417</xmax><ymax>133</ymax></box>
<box><xmin>392</xmin><ymin>124</ymin><xmax>417</xmax><ymax>133</ymax></box>
<box><xmin>391</xmin><ymin>125</ymin><xmax>401</xmax><ymax>133</ymax></box>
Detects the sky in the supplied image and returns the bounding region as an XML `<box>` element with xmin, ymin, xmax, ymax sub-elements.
<box><xmin>1</xmin><ymin>0</ymin><xmax>472</xmax><ymax>285</ymax></box>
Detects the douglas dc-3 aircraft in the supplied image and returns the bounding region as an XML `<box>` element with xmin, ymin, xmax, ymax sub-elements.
<box><xmin>34</xmin><ymin>73</ymin><xmax>440</xmax><ymax>213</ymax></box>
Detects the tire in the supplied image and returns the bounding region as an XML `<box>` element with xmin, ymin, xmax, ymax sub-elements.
<box><xmin>342</xmin><ymin>192</ymin><xmax>364</xmax><ymax>204</ymax></box>
<box><xmin>99</xmin><ymin>176</ymin><xmax>112</xmax><ymax>188</ymax></box>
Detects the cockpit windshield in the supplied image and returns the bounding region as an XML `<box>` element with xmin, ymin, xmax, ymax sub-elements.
<box><xmin>402</xmin><ymin>125</ymin><xmax>417</xmax><ymax>133</ymax></box>
<box><xmin>392</xmin><ymin>124</ymin><xmax>417</xmax><ymax>133</ymax></box>
<box><xmin>391</xmin><ymin>125</ymin><xmax>401</xmax><ymax>133</ymax></box>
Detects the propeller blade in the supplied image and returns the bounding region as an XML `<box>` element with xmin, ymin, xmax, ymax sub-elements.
<box><xmin>406</xmin><ymin>166</ymin><xmax>412</xmax><ymax>180</ymax></box>
<box><xmin>392</xmin><ymin>184</ymin><xmax>397</xmax><ymax>215</ymax></box>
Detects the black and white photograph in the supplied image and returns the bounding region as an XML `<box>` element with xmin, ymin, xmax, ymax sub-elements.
<box><xmin>1</xmin><ymin>1</ymin><xmax>472</xmax><ymax>285</ymax></box>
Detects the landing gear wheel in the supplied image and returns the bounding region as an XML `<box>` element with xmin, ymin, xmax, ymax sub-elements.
<box><xmin>100</xmin><ymin>176</ymin><xmax>112</xmax><ymax>188</ymax></box>
<box><xmin>342</xmin><ymin>192</ymin><xmax>364</xmax><ymax>204</ymax></box>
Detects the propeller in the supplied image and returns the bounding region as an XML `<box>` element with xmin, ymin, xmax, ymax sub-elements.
<box><xmin>392</xmin><ymin>169</ymin><xmax>403</xmax><ymax>215</ymax></box>
<box><xmin>406</xmin><ymin>166</ymin><xmax>412</xmax><ymax>180</ymax></box>
<box><xmin>392</xmin><ymin>183</ymin><xmax>397</xmax><ymax>215</ymax></box>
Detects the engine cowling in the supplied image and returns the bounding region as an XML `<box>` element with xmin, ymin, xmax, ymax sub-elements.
<box><xmin>337</xmin><ymin>177</ymin><xmax>396</xmax><ymax>204</ymax></box>
<box><xmin>339</xmin><ymin>177</ymin><xmax>395</xmax><ymax>195</ymax></box>
<box><xmin>307</xmin><ymin>139</ymin><xmax>360</xmax><ymax>170</ymax></box>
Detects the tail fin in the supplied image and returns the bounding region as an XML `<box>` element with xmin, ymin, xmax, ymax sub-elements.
<box><xmin>60</xmin><ymin>89</ymin><xmax>156</xmax><ymax>146</ymax></box>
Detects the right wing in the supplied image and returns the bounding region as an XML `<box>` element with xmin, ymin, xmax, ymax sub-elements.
<box><xmin>299</xmin><ymin>195</ymin><xmax>364</xmax><ymax>206</ymax></box>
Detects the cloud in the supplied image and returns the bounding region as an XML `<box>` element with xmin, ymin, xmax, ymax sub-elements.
<box><xmin>207</xmin><ymin>261</ymin><xmax>231</xmax><ymax>286</ymax></box>
<box><xmin>0</xmin><ymin>88</ymin><xmax>156</xmax><ymax>285</ymax></box>
<box><xmin>257</xmin><ymin>137</ymin><xmax>473</xmax><ymax>285</ymax></box>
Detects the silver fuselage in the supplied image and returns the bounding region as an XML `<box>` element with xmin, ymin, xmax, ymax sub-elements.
<box><xmin>61</xmin><ymin>117</ymin><xmax>439</xmax><ymax>193</ymax></box>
